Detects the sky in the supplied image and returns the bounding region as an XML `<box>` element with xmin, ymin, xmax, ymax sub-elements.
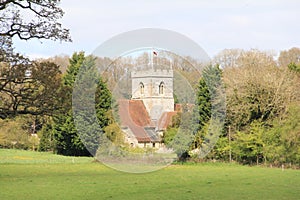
<box><xmin>12</xmin><ymin>0</ymin><xmax>300</xmax><ymax>59</ymax></box>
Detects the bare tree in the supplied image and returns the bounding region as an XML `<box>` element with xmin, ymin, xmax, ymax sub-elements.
<box><xmin>213</xmin><ymin>49</ymin><xmax>244</xmax><ymax>68</ymax></box>
<box><xmin>0</xmin><ymin>0</ymin><xmax>71</xmax><ymax>41</ymax></box>
<box><xmin>223</xmin><ymin>49</ymin><xmax>297</xmax><ymax>131</ymax></box>
<box><xmin>39</xmin><ymin>54</ymin><xmax>70</xmax><ymax>74</ymax></box>
<box><xmin>278</xmin><ymin>47</ymin><xmax>300</xmax><ymax>67</ymax></box>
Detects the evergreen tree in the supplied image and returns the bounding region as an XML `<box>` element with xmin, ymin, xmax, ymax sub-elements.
<box><xmin>63</xmin><ymin>52</ymin><xmax>85</xmax><ymax>86</ymax></box>
<box><xmin>95</xmin><ymin>76</ymin><xmax>113</xmax><ymax>129</ymax></box>
<box><xmin>196</xmin><ymin>65</ymin><xmax>224</xmax><ymax>130</ymax></box>
<box><xmin>51</xmin><ymin>52</ymin><xmax>87</xmax><ymax>155</ymax></box>
<box><xmin>196</xmin><ymin>77</ymin><xmax>211</xmax><ymax>131</ymax></box>
<box><xmin>194</xmin><ymin>65</ymin><xmax>225</xmax><ymax>152</ymax></box>
<box><xmin>72</xmin><ymin>55</ymin><xmax>113</xmax><ymax>155</ymax></box>
<box><xmin>52</xmin><ymin>52</ymin><xmax>115</xmax><ymax>156</ymax></box>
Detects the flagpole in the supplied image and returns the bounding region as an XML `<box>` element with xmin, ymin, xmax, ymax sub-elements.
<box><xmin>151</xmin><ymin>47</ymin><xmax>154</xmax><ymax>70</ymax></box>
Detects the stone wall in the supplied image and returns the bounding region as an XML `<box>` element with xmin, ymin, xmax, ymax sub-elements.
<box><xmin>131</xmin><ymin>69</ymin><xmax>174</xmax><ymax>120</ymax></box>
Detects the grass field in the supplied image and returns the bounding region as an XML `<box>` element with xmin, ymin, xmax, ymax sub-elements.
<box><xmin>0</xmin><ymin>149</ymin><xmax>299</xmax><ymax>200</ymax></box>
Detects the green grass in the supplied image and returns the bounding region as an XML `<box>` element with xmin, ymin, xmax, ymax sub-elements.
<box><xmin>0</xmin><ymin>149</ymin><xmax>299</xmax><ymax>200</ymax></box>
<box><xmin>0</xmin><ymin>149</ymin><xmax>93</xmax><ymax>164</ymax></box>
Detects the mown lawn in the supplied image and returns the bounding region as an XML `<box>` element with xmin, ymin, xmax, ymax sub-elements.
<box><xmin>0</xmin><ymin>149</ymin><xmax>299</xmax><ymax>200</ymax></box>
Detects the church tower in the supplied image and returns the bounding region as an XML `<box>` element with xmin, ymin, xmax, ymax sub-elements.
<box><xmin>131</xmin><ymin>69</ymin><xmax>174</xmax><ymax>121</ymax></box>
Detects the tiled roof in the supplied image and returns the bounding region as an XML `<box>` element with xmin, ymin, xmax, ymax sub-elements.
<box><xmin>144</xmin><ymin>127</ymin><xmax>160</xmax><ymax>142</ymax></box>
<box><xmin>118</xmin><ymin>99</ymin><xmax>177</xmax><ymax>143</ymax></box>
<box><xmin>157</xmin><ymin>111</ymin><xmax>177</xmax><ymax>130</ymax></box>
<box><xmin>128</xmin><ymin>100</ymin><xmax>151</xmax><ymax>126</ymax></box>
<box><xmin>118</xmin><ymin>99</ymin><xmax>151</xmax><ymax>142</ymax></box>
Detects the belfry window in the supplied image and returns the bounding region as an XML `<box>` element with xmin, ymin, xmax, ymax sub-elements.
<box><xmin>159</xmin><ymin>82</ymin><xmax>164</xmax><ymax>94</ymax></box>
<box><xmin>140</xmin><ymin>82</ymin><xmax>144</xmax><ymax>94</ymax></box>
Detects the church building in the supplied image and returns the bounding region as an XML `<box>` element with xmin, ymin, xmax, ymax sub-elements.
<box><xmin>118</xmin><ymin>67</ymin><xmax>177</xmax><ymax>148</ymax></box>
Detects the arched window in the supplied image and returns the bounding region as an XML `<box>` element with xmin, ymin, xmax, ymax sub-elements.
<box><xmin>159</xmin><ymin>82</ymin><xmax>164</xmax><ymax>94</ymax></box>
<box><xmin>139</xmin><ymin>82</ymin><xmax>144</xmax><ymax>94</ymax></box>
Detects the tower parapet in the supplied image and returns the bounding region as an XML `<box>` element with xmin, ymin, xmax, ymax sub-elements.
<box><xmin>131</xmin><ymin>69</ymin><xmax>173</xmax><ymax>78</ymax></box>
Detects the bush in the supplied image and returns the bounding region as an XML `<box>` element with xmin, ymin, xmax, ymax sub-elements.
<box><xmin>0</xmin><ymin>116</ymin><xmax>38</xmax><ymax>150</ymax></box>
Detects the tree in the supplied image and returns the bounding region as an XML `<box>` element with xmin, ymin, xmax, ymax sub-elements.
<box><xmin>275</xmin><ymin>104</ymin><xmax>300</xmax><ymax>165</ymax></box>
<box><xmin>278</xmin><ymin>47</ymin><xmax>300</xmax><ymax>68</ymax></box>
<box><xmin>41</xmin><ymin>54</ymin><xmax>70</xmax><ymax>74</ymax></box>
<box><xmin>196</xmin><ymin>71</ymin><xmax>211</xmax><ymax>131</ymax></box>
<box><xmin>72</xmin><ymin>55</ymin><xmax>112</xmax><ymax>156</ymax></box>
<box><xmin>53</xmin><ymin>109</ymin><xmax>90</xmax><ymax>156</ymax></box>
<box><xmin>0</xmin><ymin>60</ymin><xmax>64</xmax><ymax>119</ymax></box>
<box><xmin>103</xmin><ymin>123</ymin><xmax>124</xmax><ymax>146</ymax></box>
<box><xmin>95</xmin><ymin>77</ymin><xmax>114</xmax><ymax>129</ymax></box>
<box><xmin>38</xmin><ymin>117</ymin><xmax>55</xmax><ymax>152</ymax></box>
<box><xmin>288</xmin><ymin>63</ymin><xmax>300</xmax><ymax>73</ymax></box>
<box><xmin>0</xmin><ymin>36</ymin><xmax>14</xmax><ymax>62</ymax></box>
<box><xmin>220</xmin><ymin>49</ymin><xmax>300</xmax><ymax>165</ymax></box>
<box><xmin>163</xmin><ymin>65</ymin><xmax>225</xmax><ymax>160</ymax></box>
<box><xmin>52</xmin><ymin>52</ymin><xmax>88</xmax><ymax>156</ymax></box>
<box><xmin>0</xmin><ymin>116</ymin><xmax>32</xmax><ymax>149</ymax></box>
<box><xmin>223</xmin><ymin>49</ymin><xmax>295</xmax><ymax>131</ymax></box>
<box><xmin>193</xmin><ymin>65</ymin><xmax>225</xmax><ymax>158</ymax></box>
<box><xmin>0</xmin><ymin>0</ymin><xmax>71</xmax><ymax>119</ymax></box>
<box><xmin>213</xmin><ymin>49</ymin><xmax>244</xmax><ymax>68</ymax></box>
<box><xmin>0</xmin><ymin>0</ymin><xmax>71</xmax><ymax>41</ymax></box>
<box><xmin>232</xmin><ymin>121</ymin><xmax>265</xmax><ymax>165</ymax></box>
<box><xmin>51</xmin><ymin>52</ymin><xmax>116</xmax><ymax>156</ymax></box>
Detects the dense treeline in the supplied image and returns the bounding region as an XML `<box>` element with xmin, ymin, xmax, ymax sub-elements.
<box><xmin>1</xmin><ymin>47</ymin><xmax>299</xmax><ymax>167</ymax></box>
<box><xmin>213</xmin><ymin>49</ymin><xmax>300</xmax><ymax>166</ymax></box>
<box><xmin>164</xmin><ymin>48</ymin><xmax>300</xmax><ymax>167</ymax></box>
<box><xmin>39</xmin><ymin>52</ymin><xmax>120</xmax><ymax>156</ymax></box>
<box><xmin>0</xmin><ymin>0</ymin><xmax>70</xmax><ymax>151</ymax></box>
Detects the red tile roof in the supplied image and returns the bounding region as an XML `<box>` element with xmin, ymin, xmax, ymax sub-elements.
<box><xmin>157</xmin><ymin>111</ymin><xmax>177</xmax><ymax>130</ymax></box>
<box><xmin>118</xmin><ymin>99</ymin><xmax>151</xmax><ymax>142</ymax></box>
<box><xmin>128</xmin><ymin>100</ymin><xmax>151</xmax><ymax>127</ymax></box>
<box><xmin>118</xmin><ymin>99</ymin><xmax>177</xmax><ymax>143</ymax></box>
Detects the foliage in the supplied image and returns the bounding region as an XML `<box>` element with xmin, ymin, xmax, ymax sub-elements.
<box><xmin>53</xmin><ymin>110</ymin><xmax>89</xmax><ymax>156</ymax></box>
<box><xmin>0</xmin><ymin>0</ymin><xmax>70</xmax><ymax>118</ymax></box>
<box><xmin>191</xmin><ymin>65</ymin><xmax>225</xmax><ymax>157</ymax></box>
<box><xmin>163</xmin><ymin>127</ymin><xmax>178</xmax><ymax>146</ymax></box>
<box><xmin>196</xmin><ymin>77</ymin><xmax>211</xmax><ymax>131</ymax></box>
<box><xmin>230</xmin><ymin>104</ymin><xmax>300</xmax><ymax>166</ymax></box>
<box><xmin>0</xmin><ymin>56</ymin><xmax>64</xmax><ymax>119</ymax></box>
<box><xmin>288</xmin><ymin>62</ymin><xmax>300</xmax><ymax>73</ymax></box>
<box><xmin>232</xmin><ymin>121</ymin><xmax>265</xmax><ymax>165</ymax></box>
<box><xmin>278</xmin><ymin>47</ymin><xmax>300</xmax><ymax>67</ymax></box>
<box><xmin>0</xmin><ymin>116</ymin><xmax>38</xmax><ymax>150</ymax></box>
<box><xmin>51</xmin><ymin>52</ymin><xmax>89</xmax><ymax>156</ymax></box>
<box><xmin>0</xmin><ymin>0</ymin><xmax>71</xmax><ymax>41</ymax></box>
<box><xmin>1</xmin><ymin>43</ymin><xmax>300</xmax><ymax>167</ymax></box>
<box><xmin>63</xmin><ymin>52</ymin><xmax>85</xmax><ymax>87</ymax></box>
<box><xmin>207</xmin><ymin>49</ymin><xmax>300</xmax><ymax>166</ymax></box>
<box><xmin>95</xmin><ymin>76</ymin><xmax>114</xmax><ymax>129</ymax></box>
<box><xmin>49</xmin><ymin>52</ymin><xmax>116</xmax><ymax>156</ymax></box>
<box><xmin>163</xmin><ymin>65</ymin><xmax>225</xmax><ymax>160</ymax></box>
<box><xmin>163</xmin><ymin>108</ymin><xmax>195</xmax><ymax>160</ymax></box>
<box><xmin>272</xmin><ymin>104</ymin><xmax>300</xmax><ymax>165</ymax></box>
<box><xmin>223</xmin><ymin>50</ymin><xmax>297</xmax><ymax>131</ymax></box>
<box><xmin>104</xmin><ymin>122</ymin><xmax>124</xmax><ymax>146</ymax></box>
<box><xmin>38</xmin><ymin>118</ymin><xmax>55</xmax><ymax>152</ymax></box>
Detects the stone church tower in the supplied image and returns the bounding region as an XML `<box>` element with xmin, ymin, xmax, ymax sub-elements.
<box><xmin>131</xmin><ymin>69</ymin><xmax>174</xmax><ymax>121</ymax></box>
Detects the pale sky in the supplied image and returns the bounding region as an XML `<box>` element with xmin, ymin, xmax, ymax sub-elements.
<box><xmin>12</xmin><ymin>0</ymin><xmax>300</xmax><ymax>59</ymax></box>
